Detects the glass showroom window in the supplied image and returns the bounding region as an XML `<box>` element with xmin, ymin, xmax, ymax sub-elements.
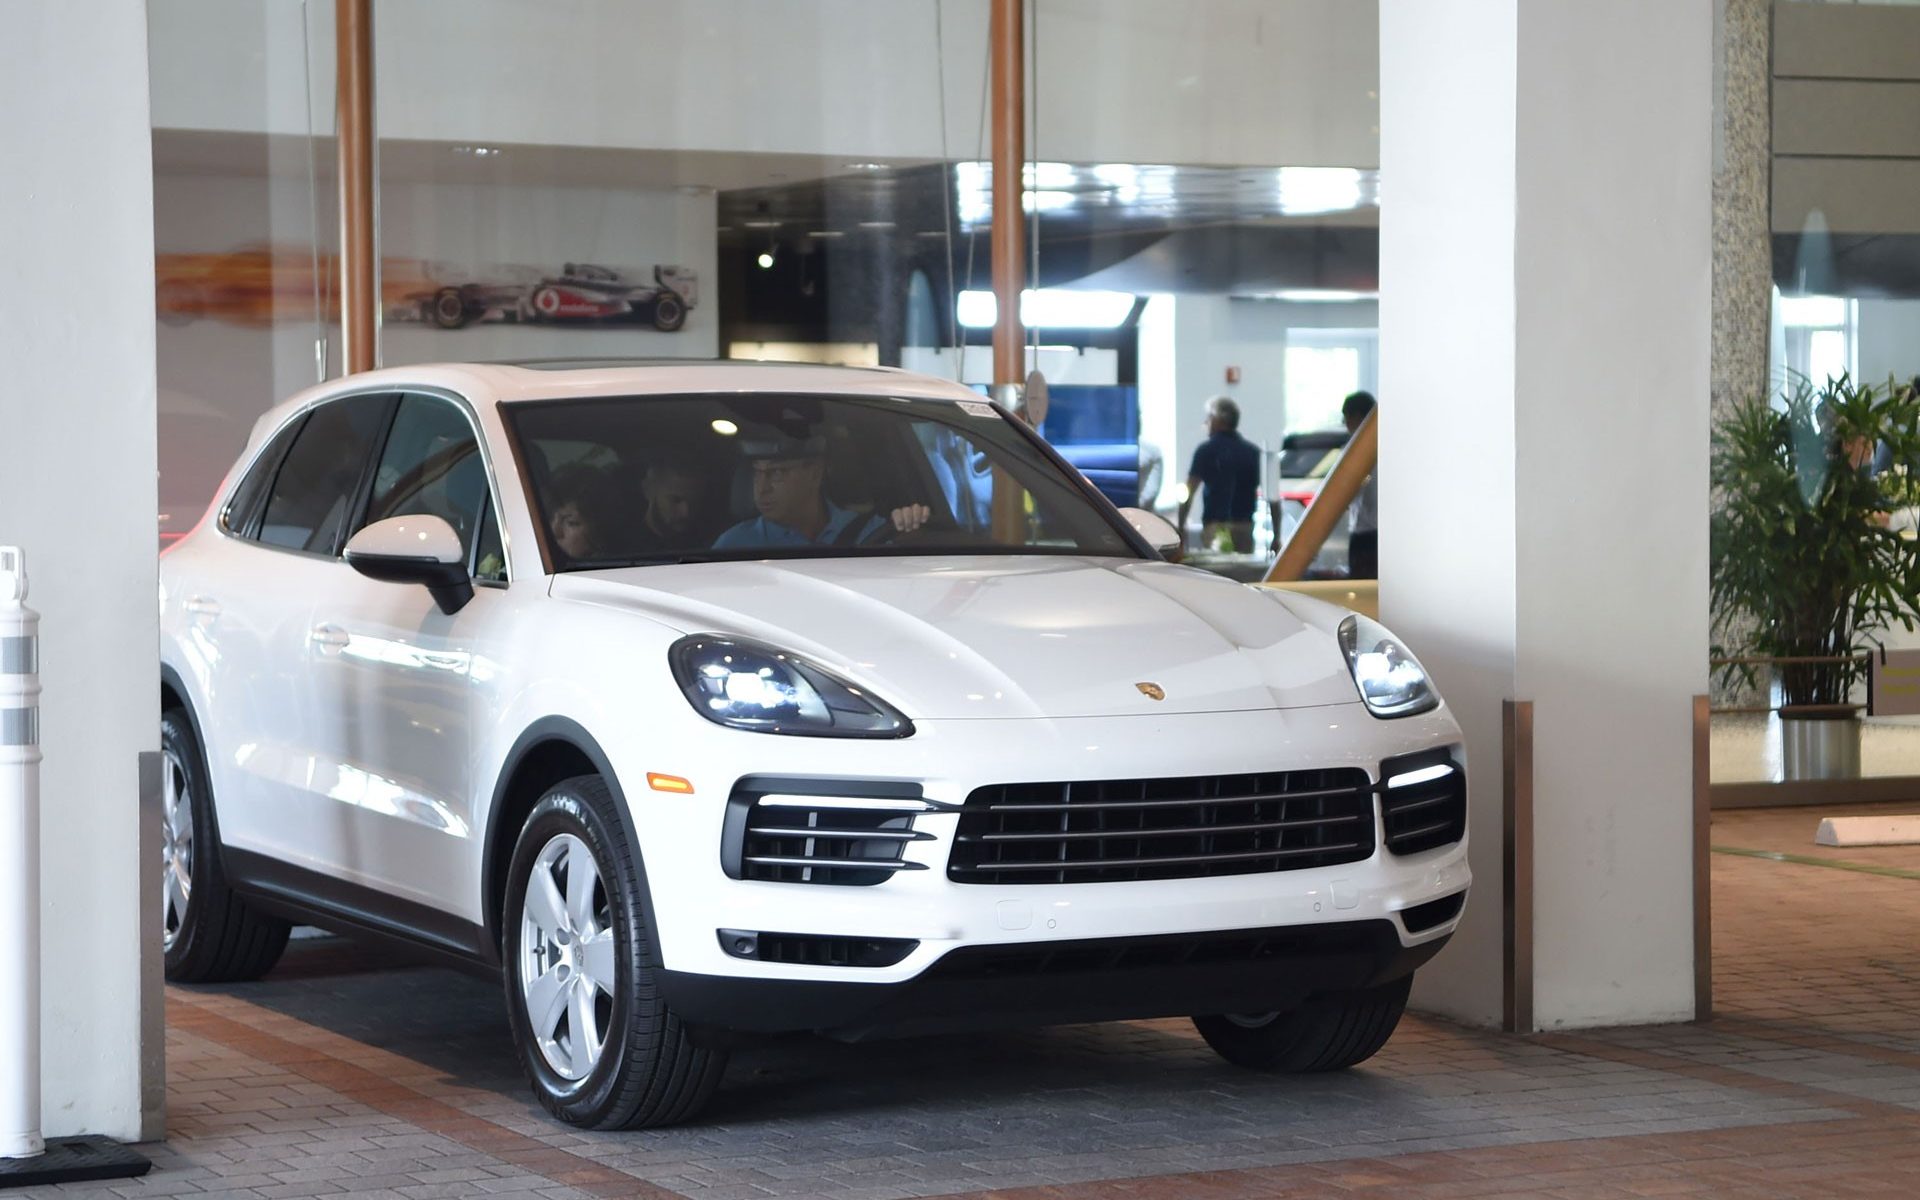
<box><xmin>1285</xmin><ymin>328</ymin><xmax>1379</xmax><ymax>436</ymax></box>
<box><xmin>151</xmin><ymin>0</ymin><xmax>1384</xmax><ymax>584</ymax></box>
<box><xmin>1779</xmin><ymin>293</ymin><xmax>1857</xmax><ymax>388</ymax></box>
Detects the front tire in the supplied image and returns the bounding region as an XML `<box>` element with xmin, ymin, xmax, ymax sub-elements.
<box><xmin>501</xmin><ymin>776</ymin><xmax>726</xmax><ymax>1128</ymax></box>
<box><xmin>651</xmin><ymin>292</ymin><xmax>687</xmax><ymax>332</ymax></box>
<box><xmin>1193</xmin><ymin>975</ymin><xmax>1411</xmax><ymax>1073</ymax></box>
<box><xmin>160</xmin><ymin>708</ymin><xmax>291</xmax><ymax>983</ymax></box>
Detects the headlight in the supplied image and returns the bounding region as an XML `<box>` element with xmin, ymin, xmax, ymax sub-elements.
<box><xmin>667</xmin><ymin>635</ymin><xmax>913</xmax><ymax>738</ymax></box>
<box><xmin>1337</xmin><ymin>614</ymin><xmax>1438</xmax><ymax>718</ymax></box>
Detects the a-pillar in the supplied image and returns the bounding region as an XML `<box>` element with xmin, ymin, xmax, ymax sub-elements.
<box><xmin>1379</xmin><ymin>0</ymin><xmax>1711</xmax><ymax>1028</ymax></box>
<box><xmin>0</xmin><ymin>2</ymin><xmax>164</xmax><ymax>1137</ymax></box>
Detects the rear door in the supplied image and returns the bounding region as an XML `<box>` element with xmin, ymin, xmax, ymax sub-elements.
<box><xmin>203</xmin><ymin>391</ymin><xmax>397</xmax><ymax>871</ymax></box>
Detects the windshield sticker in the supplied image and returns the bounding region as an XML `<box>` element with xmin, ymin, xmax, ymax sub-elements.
<box><xmin>958</xmin><ymin>401</ymin><xmax>1000</xmax><ymax>418</ymax></box>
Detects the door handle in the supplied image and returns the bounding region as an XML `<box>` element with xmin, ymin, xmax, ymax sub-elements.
<box><xmin>308</xmin><ymin>623</ymin><xmax>350</xmax><ymax>654</ymax></box>
<box><xmin>184</xmin><ymin>596</ymin><xmax>220</xmax><ymax>619</ymax></box>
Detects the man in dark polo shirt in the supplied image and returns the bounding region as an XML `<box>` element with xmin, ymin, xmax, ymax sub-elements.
<box><xmin>1177</xmin><ymin>396</ymin><xmax>1261</xmax><ymax>552</ymax></box>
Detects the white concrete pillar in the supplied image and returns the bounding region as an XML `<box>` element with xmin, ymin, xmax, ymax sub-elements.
<box><xmin>0</xmin><ymin>2</ymin><xmax>163</xmax><ymax>1138</ymax></box>
<box><xmin>1380</xmin><ymin>0</ymin><xmax>1711</xmax><ymax>1028</ymax></box>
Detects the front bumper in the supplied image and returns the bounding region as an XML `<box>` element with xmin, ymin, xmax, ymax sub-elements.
<box><xmin>663</xmin><ymin>916</ymin><xmax>1455</xmax><ymax>1039</ymax></box>
<box><xmin>626</xmin><ymin>704</ymin><xmax>1470</xmax><ymax>1029</ymax></box>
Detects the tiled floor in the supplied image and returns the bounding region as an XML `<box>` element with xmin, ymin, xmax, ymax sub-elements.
<box><xmin>12</xmin><ymin>807</ymin><xmax>1920</xmax><ymax>1199</ymax></box>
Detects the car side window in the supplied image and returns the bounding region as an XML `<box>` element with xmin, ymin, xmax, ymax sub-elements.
<box><xmin>221</xmin><ymin>414</ymin><xmax>307</xmax><ymax>538</ymax></box>
<box><xmin>360</xmin><ymin>394</ymin><xmax>498</xmax><ymax>573</ymax></box>
<box><xmin>473</xmin><ymin>501</ymin><xmax>507</xmax><ymax>583</ymax></box>
<box><xmin>257</xmin><ymin>393</ymin><xmax>393</xmax><ymax>555</ymax></box>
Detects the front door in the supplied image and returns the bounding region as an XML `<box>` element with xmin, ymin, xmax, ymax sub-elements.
<box><xmin>302</xmin><ymin>392</ymin><xmax>507</xmax><ymax>926</ymax></box>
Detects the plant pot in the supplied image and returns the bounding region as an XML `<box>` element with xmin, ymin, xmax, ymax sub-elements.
<box><xmin>1779</xmin><ymin>711</ymin><xmax>1862</xmax><ymax>781</ymax></box>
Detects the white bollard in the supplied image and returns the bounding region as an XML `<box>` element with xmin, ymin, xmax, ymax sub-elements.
<box><xmin>0</xmin><ymin>547</ymin><xmax>43</xmax><ymax>1160</ymax></box>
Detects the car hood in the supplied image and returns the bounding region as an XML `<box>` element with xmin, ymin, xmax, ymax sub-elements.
<box><xmin>551</xmin><ymin>555</ymin><xmax>1362</xmax><ymax>719</ymax></box>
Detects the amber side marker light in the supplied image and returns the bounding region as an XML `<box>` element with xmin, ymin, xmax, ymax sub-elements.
<box><xmin>647</xmin><ymin>773</ymin><xmax>695</xmax><ymax>794</ymax></box>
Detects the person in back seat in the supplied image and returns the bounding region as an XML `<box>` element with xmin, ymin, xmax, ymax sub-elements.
<box><xmin>631</xmin><ymin>460</ymin><xmax>702</xmax><ymax>553</ymax></box>
<box><xmin>546</xmin><ymin>462</ymin><xmax>612</xmax><ymax>563</ymax></box>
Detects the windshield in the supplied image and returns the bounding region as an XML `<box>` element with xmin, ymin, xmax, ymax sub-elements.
<box><xmin>505</xmin><ymin>392</ymin><xmax>1141</xmax><ymax>570</ymax></box>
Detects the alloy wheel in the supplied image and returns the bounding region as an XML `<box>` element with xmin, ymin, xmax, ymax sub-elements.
<box><xmin>160</xmin><ymin>748</ymin><xmax>194</xmax><ymax>951</ymax></box>
<box><xmin>517</xmin><ymin>833</ymin><xmax>618</xmax><ymax>1083</ymax></box>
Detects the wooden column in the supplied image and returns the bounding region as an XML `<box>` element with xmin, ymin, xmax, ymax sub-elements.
<box><xmin>337</xmin><ymin>0</ymin><xmax>377</xmax><ymax>375</ymax></box>
<box><xmin>987</xmin><ymin>0</ymin><xmax>1028</xmax><ymax>542</ymax></box>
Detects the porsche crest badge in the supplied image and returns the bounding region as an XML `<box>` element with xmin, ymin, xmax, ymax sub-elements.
<box><xmin>1135</xmin><ymin>682</ymin><xmax>1165</xmax><ymax>701</ymax></box>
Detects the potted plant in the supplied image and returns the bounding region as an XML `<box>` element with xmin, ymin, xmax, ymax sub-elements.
<box><xmin>1711</xmin><ymin>372</ymin><xmax>1920</xmax><ymax>780</ymax></box>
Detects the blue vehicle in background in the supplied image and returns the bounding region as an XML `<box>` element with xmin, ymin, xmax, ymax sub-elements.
<box><xmin>1039</xmin><ymin>385</ymin><xmax>1144</xmax><ymax>509</ymax></box>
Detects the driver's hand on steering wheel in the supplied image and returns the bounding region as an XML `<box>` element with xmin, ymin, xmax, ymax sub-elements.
<box><xmin>889</xmin><ymin>503</ymin><xmax>933</xmax><ymax>533</ymax></box>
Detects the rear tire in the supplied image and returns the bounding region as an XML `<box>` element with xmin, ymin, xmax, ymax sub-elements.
<box><xmin>160</xmin><ymin>708</ymin><xmax>291</xmax><ymax>983</ymax></box>
<box><xmin>501</xmin><ymin>775</ymin><xmax>726</xmax><ymax>1128</ymax></box>
<box><xmin>430</xmin><ymin>286</ymin><xmax>473</xmax><ymax>329</ymax></box>
<box><xmin>1193</xmin><ymin>975</ymin><xmax>1411</xmax><ymax>1072</ymax></box>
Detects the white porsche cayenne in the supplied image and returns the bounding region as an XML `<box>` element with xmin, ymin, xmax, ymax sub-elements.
<box><xmin>158</xmin><ymin>360</ymin><xmax>1469</xmax><ymax>1128</ymax></box>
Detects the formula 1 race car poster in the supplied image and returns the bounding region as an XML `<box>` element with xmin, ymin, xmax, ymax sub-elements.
<box><xmin>154</xmin><ymin>247</ymin><xmax>698</xmax><ymax>334</ymax></box>
<box><xmin>390</xmin><ymin>261</ymin><xmax>699</xmax><ymax>332</ymax></box>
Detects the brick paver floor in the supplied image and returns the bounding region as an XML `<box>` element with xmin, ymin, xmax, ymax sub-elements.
<box><xmin>11</xmin><ymin>805</ymin><xmax>1918</xmax><ymax>1198</ymax></box>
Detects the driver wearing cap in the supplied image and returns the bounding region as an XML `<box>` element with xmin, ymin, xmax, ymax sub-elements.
<box><xmin>713</xmin><ymin>430</ymin><xmax>930</xmax><ymax>550</ymax></box>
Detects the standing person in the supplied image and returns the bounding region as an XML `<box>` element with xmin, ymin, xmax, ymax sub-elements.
<box><xmin>1343</xmin><ymin>390</ymin><xmax>1378</xmax><ymax>579</ymax></box>
<box><xmin>1177</xmin><ymin>396</ymin><xmax>1260</xmax><ymax>552</ymax></box>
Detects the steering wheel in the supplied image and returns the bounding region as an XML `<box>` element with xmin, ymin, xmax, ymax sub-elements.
<box><xmin>864</xmin><ymin>504</ymin><xmax>966</xmax><ymax>546</ymax></box>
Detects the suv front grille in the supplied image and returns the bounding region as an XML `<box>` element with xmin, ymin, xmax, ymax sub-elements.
<box><xmin>1378</xmin><ymin>750</ymin><xmax>1466</xmax><ymax>856</ymax></box>
<box><xmin>948</xmin><ymin>768</ymin><xmax>1375</xmax><ymax>885</ymax></box>
<box><xmin>722</xmin><ymin>778</ymin><xmax>948</xmax><ymax>886</ymax></box>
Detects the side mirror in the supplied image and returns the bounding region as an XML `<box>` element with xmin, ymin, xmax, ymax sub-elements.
<box><xmin>1117</xmin><ymin>507</ymin><xmax>1182</xmax><ymax>558</ymax></box>
<box><xmin>343</xmin><ymin>515</ymin><xmax>473</xmax><ymax>615</ymax></box>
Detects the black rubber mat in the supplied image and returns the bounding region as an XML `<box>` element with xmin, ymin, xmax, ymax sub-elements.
<box><xmin>0</xmin><ymin>1136</ymin><xmax>151</xmax><ymax>1188</ymax></box>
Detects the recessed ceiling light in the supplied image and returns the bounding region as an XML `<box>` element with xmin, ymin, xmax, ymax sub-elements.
<box><xmin>1260</xmin><ymin>289</ymin><xmax>1376</xmax><ymax>303</ymax></box>
<box><xmin>1275</xmin><ymin>167</ymin><xmax>1365</xmax><ymax>216</ymax></box>
<box><xmin>956</xmin><ymin>289</ymin><xmax>1137</xmax><ymax>329</ymax></box>
<box><xmin>756</xmin><ymin>251</ymin><xmax>776</xmax><ymax>270</ymax></box>
<box><xmin>742</xmin><ymin>219</ymin><xmax>782</xmax><ymax>229</ymax></box>
<box><xmin>858</xmin><ymin>220</ymin><xmax>897</xmax><ymax>230</ymax></box>
<box><xmin>808</xmin><ymin>230</ymin><xmax>845</xmax><ymax>239</ymax></box>
<box><xmin>844</xmin><ymin>161</ymin><xmax>889</xmax><ymax>171</ymax></box>
<box><xmin>916</xmin><ymin>230</ymin><xmax>947</xmax><ymax>238</ymax></box>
